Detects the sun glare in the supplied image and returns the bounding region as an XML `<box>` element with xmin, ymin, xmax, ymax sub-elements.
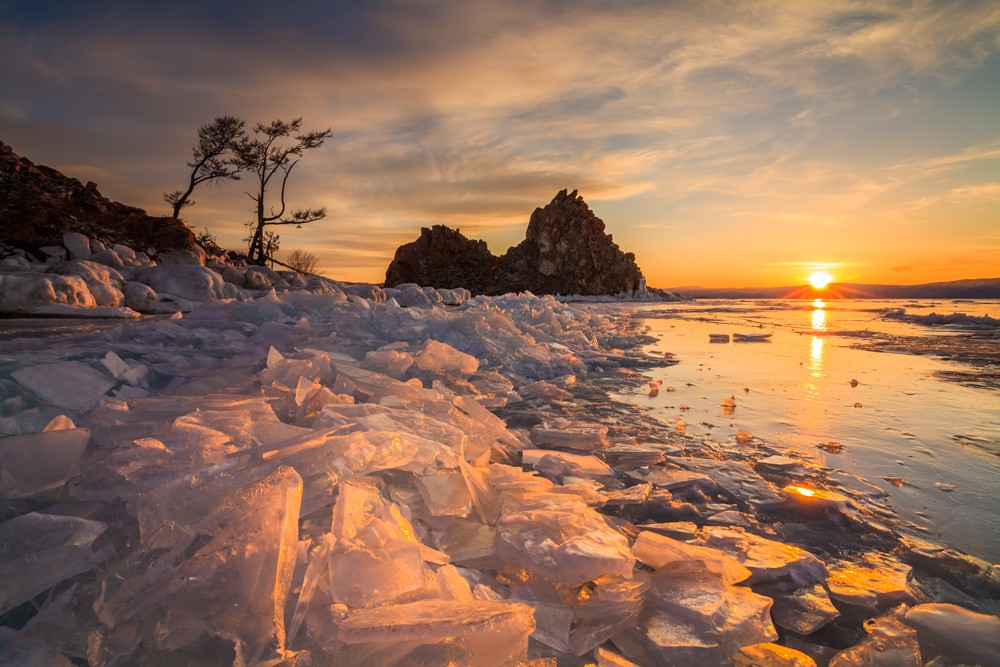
<box><xmin>808</xmin><ymin>271</ymin><xmax>833</xmax><ymax>289</ymax></box>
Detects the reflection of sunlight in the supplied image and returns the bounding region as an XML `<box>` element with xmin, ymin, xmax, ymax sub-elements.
<box><xmin>811</xmin><ymin>308</ymin><xmax>826</xmax><ymax>331</ymax></box>
<box><xmin>813</xmin><ymin>298</ymin><xmax>825</xmax><ymax>309</ymax></box>
<box><xmin>810</xmin><ymin>336</ymin><xmax>823</xmax><ymax>366</ymax></box>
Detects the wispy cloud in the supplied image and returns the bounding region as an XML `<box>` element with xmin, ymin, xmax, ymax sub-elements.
<box><xmin>1</xmin><ymin>0</ymin><xmax>998</xmax><ymax>284</ymax></box>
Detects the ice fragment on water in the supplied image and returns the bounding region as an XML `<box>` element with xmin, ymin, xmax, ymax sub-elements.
<box><xmin>522</xmin><ymin>449</ymin><xmax>616</xmax><ymax>483</ymax></box>
<box><xmin>12</xmin><ymin>361</ymin><xmax>115</xmax><ymax>411</ymax></box>
<box><xmin>673</xmin><ymin>456</ymin><xmax>786</xmax><ymax>507</ymax></box>
<box><xmin>756</xmin><ymin>582</ymin><xmax>840</xmax><ymax>634</ymax></box>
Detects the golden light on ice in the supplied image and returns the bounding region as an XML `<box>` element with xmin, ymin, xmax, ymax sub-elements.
<box><xmin>808</xmin><ymin>271</ymin><xmax>833</xmax><ymax>289</ymax></box>
<box><xmin>786</xmin><ymin>485</ymin><xmax>816</xmax><ymax>497</ymax></box>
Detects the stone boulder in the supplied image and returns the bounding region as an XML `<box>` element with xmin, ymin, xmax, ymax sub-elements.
<box><xmin>384</xmin><ymin>190</ymin><xmax>645</xmax><ymax>296</ymax></box>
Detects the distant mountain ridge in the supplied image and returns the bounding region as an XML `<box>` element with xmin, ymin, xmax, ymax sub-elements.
<box><xmin>667</xmin><ymin>278</ymin><xmax>1000</xmax><ymax>299</ymax></box>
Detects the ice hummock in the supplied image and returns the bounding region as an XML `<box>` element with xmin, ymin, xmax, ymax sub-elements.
<box><xmin>1</xmin><ymin>262</ymin><xmax>998</xmax><ymax>665</ymax></box>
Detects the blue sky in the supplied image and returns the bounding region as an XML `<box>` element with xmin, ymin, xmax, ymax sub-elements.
<box><xmin>2</xmin><ymin>0</ymin><xmax>998</xmax><ymax>286</ymax></box>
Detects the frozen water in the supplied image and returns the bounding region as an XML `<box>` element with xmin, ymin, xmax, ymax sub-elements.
<box><xmin>826</xmin><ymin>553</ymin><xmax>913</xmax><ymax>609</ymax></box>
<box><xmin>828</xmin><ymin>614</ymin><xmax>920</xmax><ymax>667</ymax></box>
<box><xmin>0</xmin><ymin>427</ymin><xmax>90</xmax><ymax>497</ymax></box>
<box><xmin>901</xmin><ymin>602</ymin><xmax>1000</xmax><ymax>665</ymax></box>
<box><xmin>700</xmin><ymin>526</ymin><xmax>828</xmax><ymax>586</ymax></box>
<box><xmin>335</xmin><ymin>599</ymin><xmax>535</xmax><ymax>666</ymax></box>
<box><xmin>733</xmin><ymin>643</ymin><xmax>817</xmax><ymax>667</ymax></box>
<box><xmin>62</xmin><ymin>232</ymin><xmax>91</xmax><ymax>260</ymax></box>
<box><xmin>2</xmin><ymin>269</ymin><xmax>997</xmax><ymax>664</ymax></box>
<box><xmin>48</xmin><ymin>260</ymin><xmax>125</xmax><ymax>307</ymax></box>
<box><xmin>0</xmin><ymin>272</ymin><xmax>96</xmax><ymax>312</ymax></box>
<box><xmin>12</xmin><ymin>361</ymin><xmax>115</xmax><ymax>411</ymax></box>
<box><xmin>1</xmin><ymin>513</ymin><xmax>111</xmax><ymax>615</ymax></box>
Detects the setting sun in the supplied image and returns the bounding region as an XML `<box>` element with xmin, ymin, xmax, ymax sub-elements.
<box><xmin>808</xmin><ymin>271</ymin><xmax>833</xmax><ymax>289</ymax></box>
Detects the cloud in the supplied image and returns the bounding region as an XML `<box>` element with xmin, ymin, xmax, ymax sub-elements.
<box><xmin>1</xmin><ymin>0</ymin><xmax>998</xmax><ymax>283</ymax></box>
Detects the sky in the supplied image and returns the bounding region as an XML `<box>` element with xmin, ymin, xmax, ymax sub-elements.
<box><xmin>2</xmin><ymin>0</ymin><xmax>998</xmax><ymax>288</ymax></box>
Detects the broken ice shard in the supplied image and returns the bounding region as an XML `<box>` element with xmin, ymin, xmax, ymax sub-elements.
<box><xmin>496</xmin><ymin>503</ymin><xmax>635</xmax><ymax>584</ymax></box>
<box><xmin>91</xmin><ymin>467</ymin><xmax>302</xmax><ymax>664</ymax></box>
<box><xmin>0</xmin><ymin>427</ymin><xmax>90</xmax><ymax>497</ymax></box>
<box><xmin>1</xmin><ymin>513</ymin><xmax>111</xmax><ymax>615</ymax></box>
<box><xmin>335</xmin><ymin>599</ymin><xmax>535</xmax><ymax>667</ymax></box>
<box><xmin>11</xmin><ymin>361</ymin><xmax>115</xmax><ymax>411</ymax></box>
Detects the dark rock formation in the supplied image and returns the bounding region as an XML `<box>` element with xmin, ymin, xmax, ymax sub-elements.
<box><xmin>385</xmin><ymin>189</ymin><xmax>645</xmax><ymax>296</ymax></box>
<box><xmin>0</xmin><ymin>141</ymin><xmax>195</xmax><ymax>253</ymax></box>
<box><xmin>384</xmin><ymin>225</ymin><xmax>495</xmax><ymax>294</ymax></box>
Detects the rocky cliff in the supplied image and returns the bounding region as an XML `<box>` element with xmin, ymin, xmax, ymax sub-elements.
<box><xmin>0</xmin><ymin>141</ymin><xmax>195</xmax><ymax>253</ymax></box>
<box><xmin>385</xmin><ymin>189</ymin><xmax>645</xmax><ymax>296</ymax></box>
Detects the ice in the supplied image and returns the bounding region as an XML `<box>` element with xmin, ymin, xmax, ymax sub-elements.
<box><xmin>62</xmin><ymin>231</ymin><xmax>91</xmax><ymax>259</ymax></box>
<box><xmin>756</xmin><ymin>582</ymin><xmax>839</xmax><ymax>634</ymax></box>
<box><xmin>700</xmin><ymin>526</ymin><xmax>828</xmax><ymax>586</ymax></box>
<box><xmin>0</xmin><ymin>427</ymin><xmax>90</xmax><ymax>497</ymax></box>
<box><xmin>632</xmin><ymin>530</ymin><xmax>751</xmax><ymax>584</ymax></box>
<box><xmin>900</xmin><ymin>603</ymin><xmax>1000</xmax><ymax>665</ymax></box>
<box><xmin>334</xmin><ymin>599</ymin><xmax>535</xmax><ymax>666</ymax></box>
<box><xmin>413</xmin><ymin>338</ymin><xmax>479</xmax><ymax>377</ymax></box>
<box><xmin>0</xmin><ymin>513</ymin><xmax>111</xmax><ymax>615</ymax></box>
<box><xmin>828</xmin><ymin>614</ymin><xmax>921</xmax><ymax>667</ymax></box>
<box><xmin>416</xmin><ymin>471</ymin><xmax>473</xmax><ymax>516</ymax></box>
<box><xmin>612</xmin><ymin>569</ymin><xmax>777</xmax><ymax>666</ymax></box>
<box><xmin>48</xmin><ymin>259</ymin><xmax>125</xmax><ymax>307</ymax></box>
<box><xmin>132</xmin><ymin>264</ymin><xmax>227</xmax><ymax>302</ymax></box>
<box><xmin>530</xmin><ymin>419</ymin><xmax>609</xmax><ymax>451</ymax></box>
<box><xmin>12</xmin><ymin>361</ymin><xmax>115</xmax><ymax>410</ymax></box>
<box><xmin>0</xmin><ymin>271</ymin><xmax>96</xmax><ymax>312</ymax></box>
<box><xmin>91</xmin><ymin>466</ymin><xmax>302</xmax><ymax>664</ymax></box>
<box><xmin>668</xmin><ymin>457</ymin><xmax>785</xmax><ymax>507</ymax></box>
<box><xmin>733</xmin><ymin>643</ymin><xmax>817</xmax><ymax>666</ymax></box>
<box><xmin>496</xmin><ymin>498</ymin><xmax>635</xmax><ymax>584</ymax></box>
<box><xmin>522</xmin><ymin>449</ymin><xmax>616</xmax><ymax>482</ymax></box>
<box><xmin>826</xmin><ymin>553</ymin><xmax>914</xmax><ymax>609</ymax></box>
<box><xmin>122</xmin><ymin>280</ymin><xmax>157</xmax><ymax>312</ymax></box>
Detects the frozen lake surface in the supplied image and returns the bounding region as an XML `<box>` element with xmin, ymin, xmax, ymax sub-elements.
<box><xmin>617</xmin><ymin>299</ymin><xmax>1000</xmax><ymax>562</ymax></box>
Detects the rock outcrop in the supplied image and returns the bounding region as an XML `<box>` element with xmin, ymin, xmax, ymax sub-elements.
<box><xmin>384</xmin><ymin>225</ymin><xmax>495</xmax><ymax>295</ymax></box>
<box><xmin>385</xmin><ymin>189</ymin><xmax>645</xmax><ymax>296</ymax></box>
<box><xmin>0</xmin><ymin>140</ymin><xmax>195</xmax><ymax>254</ymax></box>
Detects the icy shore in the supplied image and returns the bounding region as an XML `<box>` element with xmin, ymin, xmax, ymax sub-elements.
<box><xmin>1</xmin><ymin>242</ymin><xmax>999</xmax><ymax>665</ymax></box>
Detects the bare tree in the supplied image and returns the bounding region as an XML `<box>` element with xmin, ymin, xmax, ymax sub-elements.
<box><xmin>164</xmin><ymin>116</ymin><xmax>246</xmax><ymax>219</ymax></box>
<box><xmin>286</xmin><ymin>248</ymin><xmax>320</xmax><ymax>274</ymax></box>
<box><xmin>234</xmin><ymin>118</ymin><xmax>332</xmax><ymax>265</ymax></box>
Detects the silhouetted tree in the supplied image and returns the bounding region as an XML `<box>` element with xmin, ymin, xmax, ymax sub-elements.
<box><xmin>234</xmin><ymin>118</ymin><xmax>331</xmax><ymax>264</ymax></box>
<box><xmin>164</xmin><ymin>116</ymin><xmax>246</xmax><ymax>219</ymax></box>
<box><xmin>243</xmin><ymin>227</ymin><xmax>281</xmax><ymax>266</ymax></box>
<box><xmin>286</xmin><ymin>248</ymin><xmax>319</xmax><ymax>274</ymax></box>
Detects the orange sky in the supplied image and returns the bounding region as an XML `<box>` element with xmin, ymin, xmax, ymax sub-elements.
<box><xmin>2</xmin><ymin>1</ymin><xmax>998</xmax><ymax>287</ymax></box>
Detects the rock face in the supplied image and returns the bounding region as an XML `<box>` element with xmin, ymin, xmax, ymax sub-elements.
<box><xmin>502</xmin><ymin>189</ymin><xmax>644</xmax><ymax>296</ymax></box>
<box><xmin>384</xmin><ymin>225</ymin><xmax>495</xmax><ymax>295</ymax></box>
<box><xmin>385</xmin><ymin>189</ymin><xmax>645</xmax><ymax>296</ymax></box>
<box><xmin>0</xmin><ymin>140</ymin><xmax>195</xmax><ymax>253</ymax></box>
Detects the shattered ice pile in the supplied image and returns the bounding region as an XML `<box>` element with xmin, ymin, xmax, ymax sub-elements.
<box><xmin>1</xmin><ymin>283</ymin><xmax>998</xmax><ymax>666</ymax></box>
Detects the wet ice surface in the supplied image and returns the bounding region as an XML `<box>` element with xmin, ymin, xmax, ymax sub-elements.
<box><xmin>620</xmin><ymin>299</ymin><xmax>1000</xmax><ymax>563</ymax></box>
<box><xmin>0</xmin><ymin>292</ymin><xmax>998</xmax><ymax>665</ymax></box>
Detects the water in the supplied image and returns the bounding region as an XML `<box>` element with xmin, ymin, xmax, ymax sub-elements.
<box><xmin>616</xmin><ymin>299</ymin><xmax>1000</xmax><ymax>563</ymax></box>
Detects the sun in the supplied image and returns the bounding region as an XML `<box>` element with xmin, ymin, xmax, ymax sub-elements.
<box><xmin>808</xmin><ymin>271</ymin><xmax>833</xmax><ymax>289</ymax></box>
